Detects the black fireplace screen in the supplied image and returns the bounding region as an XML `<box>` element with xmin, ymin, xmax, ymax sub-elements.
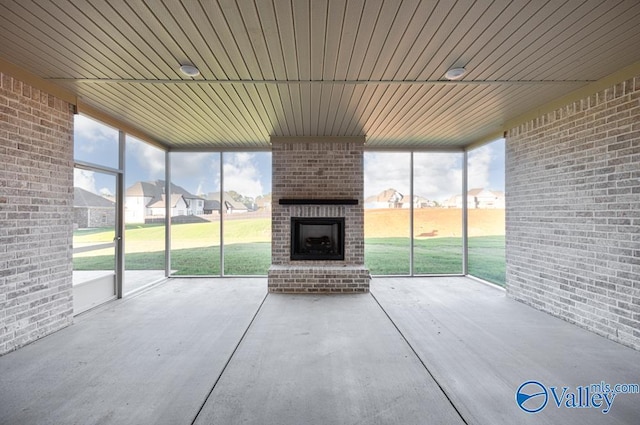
<box><xmin>291</xmin><ymin>217</ymin><xmax>345</xmax><ymax>261</ymax></box>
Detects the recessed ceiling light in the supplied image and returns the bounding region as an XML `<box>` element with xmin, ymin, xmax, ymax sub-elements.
<box><xmin>444</xmin><ymin>67</ymin><xmax>467</xmax><ymax>81</ymax></box>
<box><xmin>179</xmin><ymin>64</ymin><xmax>200</xmax><ymax>77</ymax></box>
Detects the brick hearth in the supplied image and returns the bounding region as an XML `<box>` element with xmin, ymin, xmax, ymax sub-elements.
<box><xmin>268</xmin><ymin>137</ymin><xmax>370</xmax><ymax>293</ymax></box>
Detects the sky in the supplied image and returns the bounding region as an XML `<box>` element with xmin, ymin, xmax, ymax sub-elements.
<box><xmin>73</xmin><ymin>115</ymin><xmax>504</xmax><ymax>202</ymax></box>
<box><xmin>73</xmin><ymin>115</ymin><xmax>272</xmax><ymax>199</ymax></box>
<box><xmin>169</xmin><ymin>150</ymin><xmax>272</xmax><ymax>199</ymax></box>
<box><xmin>467</xmin><ymin>138</ymin><xmax>505</xmax><ymax>191</ymax></box>
<box><xmin>73</xmin><ymin>115</ymin><xmax>119</xmax><ymax>196</ymax></box>
<box><xmin>364</xmin><ymin>139</ymin><xmax>505</xmax><ymax>202</ymax></box>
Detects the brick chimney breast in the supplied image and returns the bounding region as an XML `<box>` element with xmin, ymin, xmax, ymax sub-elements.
<box><xmin>268</xmin><ymin>137</ymin><xmax>370</xmax><ymax>293</ymax></box>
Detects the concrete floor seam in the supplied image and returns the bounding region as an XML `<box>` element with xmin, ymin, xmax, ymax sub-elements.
<box><xmin>369</xmin><ymin>291</ymin><xmax>470</xmax><ymax>425</ymax></box>
<box><xmin>189</xmin><ymin>291</ymin><xmax>270</xmax><ymax>425</ymax></box>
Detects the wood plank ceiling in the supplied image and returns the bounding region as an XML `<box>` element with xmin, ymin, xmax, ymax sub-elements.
<box><xmin>1</xmin><ymin>0</ymin><xmax>640</xmax><ymax>149</ymax></box>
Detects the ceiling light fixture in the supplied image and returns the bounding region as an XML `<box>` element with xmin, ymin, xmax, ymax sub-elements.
<box><xmin>179</xmin><ymin>64</ymin><xmax>200</xmax><ymax>77</ymax></box>
<box><xmin>444</xmin><ymin>67</ymin><xmax>467</xmax><ymax>81</ymax></box>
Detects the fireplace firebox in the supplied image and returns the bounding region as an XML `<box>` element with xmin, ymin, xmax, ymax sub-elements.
<box><xmin>291</xmin><ymin>217</ymin><xmax>345</xmax><ymax>261</ymax></box>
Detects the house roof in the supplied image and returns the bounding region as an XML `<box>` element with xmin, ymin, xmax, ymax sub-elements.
<box><xmin>1</xmin><ymin>1</ymin><xmax>639</xmax><ymax>150</ymax></box>
<box><xmin>126</xmin><ymin>181</ymin><xmax>160</xmax><ymax>198</ymax></box>
<box><xmin>206</xmin><ymin>192</ymin><xmax>248</xmax><ymax>211</ymax></box>
<box><xmin>365</xmin><ymin>189</ymin><xmax>404</xmax><ymax>204</ymax></box>
<box><xmin>74</xmin><ymin>187</ymin><xmax>115</xmax><ymax>208</ymax></box>
<box><xmin>148</xmin><ymin>194</ymin><xmax>186</xmax><ymax>209</ymax></box>
<box><xmin>467</xmin><ymin>188</ymin><xmax>486</xmax><ymax>197</ymax></box>
<box><xmin>203</xmin><ymin>200</ymin><xmax>221</xmax><ymax>211</ymax></box>
<box><xmin>126</xmin><ymin>180</ymin><xmax>202</xmax><ymax>200</ymax></box>
<box><xmin>468</xmin><ymin>188</ymin><xmax>505</xmax><ymax>197</ymax></box>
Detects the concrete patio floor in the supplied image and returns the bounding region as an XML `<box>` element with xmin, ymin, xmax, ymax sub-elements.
<box><xmin>1</xmin><ymin>277</ymin><xmax>638</xmax><ymax>425</ymax></box>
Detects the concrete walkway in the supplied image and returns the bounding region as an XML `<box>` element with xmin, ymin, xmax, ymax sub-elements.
<box><xmin>1</xmin><ymin>277</ymin><xmax>639</xmax><ymax>425</ymax></box>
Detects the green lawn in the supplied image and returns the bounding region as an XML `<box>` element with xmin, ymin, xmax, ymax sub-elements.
<box><xmin>468</xmin><ymin>236</ymin><xmax>506</xmax><ymax>286</ymax></box>
<box><xmin>365</xmin><ymin>236</ymin><xmax>505</xmax><ymax>286</ymax></box>
<box><xmin>74</xmin><ymin>222</ymin><xmax>504</xmax><ymax>284</ymax></box>
<box><xmin>365</xmin><ymin>237</ymin><xmax>464</xmax><ymax>275</ymax></box>
<box><xmin>224</xmin><ymin>243</ymin><xmax>271</xmax><ymax>275</ymax></box>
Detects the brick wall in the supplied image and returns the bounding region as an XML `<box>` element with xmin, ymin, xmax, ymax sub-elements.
<box><xmin>506</xmin><ymin>75</ymin><xmax>640</xmax><ymax>350</ymax></box>
<box><xmin>0</xmin><ymin>72</ymin><xmax>75</xmax><ymax>355</ymax></box>
<box><xmin>269</xmin><ymin>137</ymin><xmax>370</xmax><ymax>293</ymax></box>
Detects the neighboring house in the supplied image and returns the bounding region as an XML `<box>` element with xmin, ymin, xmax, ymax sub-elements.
<box><xmin>125</xmin><ymin>180</ymin><xmax>204</xmax><ymax>223</ymax></box>
<box><xmin>468</xmin><ymin>188</ymin><xmax>505</xmax><ymax>209</ymax></box>
<box><xmin>205</xmin><ymin>192</ymin><xmax>248</xmax><ymax>214</ymax></box>
<box><xmin>400</xmin><ymin>194</ymin><xmax>434</xmax><ymax>209</ymax></box>
<box><xmin>364</xmin><ymin>188</ymin><xmax>404</xmax><ymax>209</ymax></box>
<box><xmin>366</xmin><ymin>187</ymin><xmax>505</xmax><ymax>209</ymax></box>
<box><xmin>414</xmin><ymin>196</ymin><xmax>436</xmax><ymax>208</ymax></box>
<box><xmin>148</xmin><ymin>194</ymin><xmax>189</xmax><ymax>217</ymax></box>
<box><xmin>365</xmin><ymin>189</ymin><xmax>435</xmax><ymax>209</ymax></box>
<box><xmin>443</xmin><ymin>194</ymin><xmax>460</xmax><ymax>208</ymax></box>
<box><xmin>203</xmin><ymin>199</ymin><xmax>221</xmax><ymax>215</ymax></box>
<box><xmin>444</xmin><ymin>189</ymin><xmax>505</xmax><ymax>209</ymax></box>
<box><xmin>73</xmin><ymin>187</ymin><xmax>116</xmax><ymax>229</ymax></box>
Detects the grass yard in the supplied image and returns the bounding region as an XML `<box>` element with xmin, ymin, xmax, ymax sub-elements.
<box><xmin>74</xmin><ymin>219</ymin><xmax>505</xmax><ymax>285</ymax></box>
<box><xmin>364</xmin><ymin>238</ymin><xmax>411</xmax><ymax>274</ymax></box>
<box><xmin>468</xmin><ymin>236</ymin><xmax>506</xmax><ymax>286</ymax></box>
<box><xmin>365</xmin><ymin>237</ymin><xmax>465</xmax><ymax>275</ymax></box>
<box><xmin>365</xmin><ymin>236</ymin><xmax>505</xmax><ymax>285</ymax></box>
<box><xmin>224</xmin><ymin>243</ymin><xmax>271</xmax><ymax>275</ymax></box>
<box><xmin>74</xmin><ymin>219</ymin><xmax>272</xmax><ymax>275</ymax></box>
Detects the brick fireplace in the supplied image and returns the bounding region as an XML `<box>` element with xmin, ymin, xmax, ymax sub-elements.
<box><xmin>268</xmin><ymin>137</ymin><xmax>370</xmax><ymax>293</ymax></box>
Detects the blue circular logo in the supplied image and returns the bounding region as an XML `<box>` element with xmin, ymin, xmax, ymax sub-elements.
<box><xmin>516</xmin><ymin>381</ymin><xmax>548</xmax><ymax>413</ymax></box>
